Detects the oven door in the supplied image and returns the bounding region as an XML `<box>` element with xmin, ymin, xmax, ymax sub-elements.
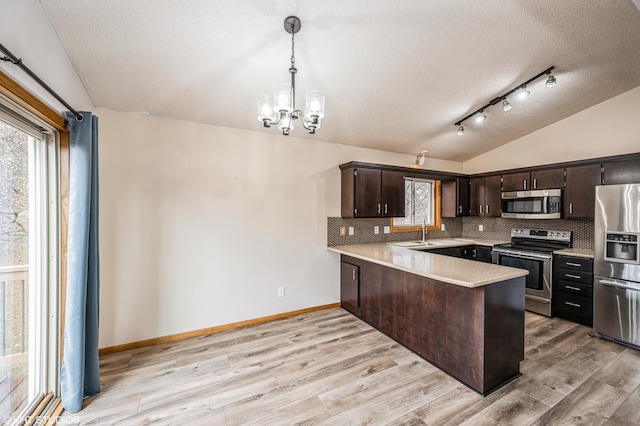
<box><xmin>492</xmin><ymin>249</ymin><xmax>553</xmax><ymax>316</ymax></box>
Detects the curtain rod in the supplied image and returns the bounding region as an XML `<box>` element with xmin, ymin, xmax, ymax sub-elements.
<box><xmin>0</xmin><ymin>42</ymin><xmax>84</xmax><ymax>122</ymax></box>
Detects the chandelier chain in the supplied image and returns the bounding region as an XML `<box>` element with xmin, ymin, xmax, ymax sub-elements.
<box><xmin>290</xmin><ymin>27</ymin><xmax>296</xmax><ymax>69</ymax></box>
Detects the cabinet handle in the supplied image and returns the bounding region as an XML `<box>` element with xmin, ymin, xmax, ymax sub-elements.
<box><xmin>480</xmin><ymin>205</ymin><xmax>483</xmax><ymax>214</ymax></box>
<box><xmin>458</xmin><ymin>205</ymin><xmax>462</xmax><ymax>214</ymax></box>
<box><xmin>569</xmin><ymin>202</ymin><xmax>573</xmax><ymax>215</ymax></box>
<box><xmin>564</xmin><ymin>301</ymin><xmax>581</xmax><ymax>308</ymax></box>
<box><xmin>533</xmin><ymin>178</ymin><xmax>537</xmax><ymax>189</ymax></box>
<box><xmin>352</xmin><ymin>270</ymin><xmax>356</xmax><ymax>281</ymax></box>
<box><xmin>473</xmin><ymin>249</ymin><xmax>477</xmax><ymax>257</ymax></box>
<box><xmin>524</xmin><ymin>179</ymin><xmax>527</xmax><ymax>190</ymax></box>
<box><xmin>565</xmin><ymin>285</ymin><xmax>581</xmax><ymax>291</ymax></box>
<box><xmin>565</xmin><ymin>274</ymin><xmax>581</xmax><ymax>279</ymax></box>
<box><xmin>384</xmin><ymin>203</ymin><xmax>388</xmax><ymax>214</ymax></box>
<box><xmin>566</xmin><ymin>262</ymin><xmax>582</xmax><ymax>267</ymax></box>
<box><xmin>377</xmin><ymin>203</ymin><xmax>381</xmax><ymax>214</ymax></box>
<box><xmin>486</xmin><ymin>204</ymin><xmax>489</xmax><ymax>214</ymax></box>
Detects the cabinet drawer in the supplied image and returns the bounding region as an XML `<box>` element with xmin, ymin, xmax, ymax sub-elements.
<box><xmin>556</xmin><ymin>279</ymin><xmax>593</xmax><ymax>297</ymax></box>
<box><xmin>555</xmin><ymin>256</ymin><xmax>593</xmax><ymax>272</ymax></box>
<box><xmin>555</xmin><ymin>291</ymin><xmax>592</xmax><ymax>317</ymax></box>
<box><xmin>556</xmin><ymin>268</ymin><xmax>592</xmax><ymax>284</ymax></box>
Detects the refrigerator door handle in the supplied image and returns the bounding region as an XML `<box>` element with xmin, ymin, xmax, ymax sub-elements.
<box><xmin>597</xmin><ymin>278</ymin><xmax>640</xmax><ymax>291</ymax></box>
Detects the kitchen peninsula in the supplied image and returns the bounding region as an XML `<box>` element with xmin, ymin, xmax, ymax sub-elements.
<box><xmin>329</xmin><ymin>241</ymin><xmax>529</xmax><ymax>395</ymax></box>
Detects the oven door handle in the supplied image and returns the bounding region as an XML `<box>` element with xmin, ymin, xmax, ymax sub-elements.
<box><xmin>494</xmin><ymin>250</ymin><xmax>552</xmax><ymax>261</ymax></box>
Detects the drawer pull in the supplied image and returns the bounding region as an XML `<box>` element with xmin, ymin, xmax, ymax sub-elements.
<box><xmin>352</xmin><ymin>270</ymin><xmax>356</xmax><ymax>280</ymax></box>
<box><xmin>565</xmin><ymin>274</ymin><xmax>581</xmax><ymax>279</ymax></box>
<box><xmin>565</xmin><ymin>285</ymin><xmax>581</xmax><ymax>291</ymax></box>
<box><xmin>564</xmin><ymin>301</ymin><xmax>581</xmax><ymax>308</ymax></box>
<box><xmin>566</xmin><ymin>262</ymin><xmax>582</xmax><ymax>267</ymax></box>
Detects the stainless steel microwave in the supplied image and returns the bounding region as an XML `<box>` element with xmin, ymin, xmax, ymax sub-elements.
<box><xmin>501</xmin><ymin>189</ymin><xmax>562</xmax><ymax>219</ymax></box>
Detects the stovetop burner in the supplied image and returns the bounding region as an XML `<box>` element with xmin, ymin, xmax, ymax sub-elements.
<box><xmin>494</xmin><ymin>228</ymin><xmax>572</xmax><ymax>254</ymax></box>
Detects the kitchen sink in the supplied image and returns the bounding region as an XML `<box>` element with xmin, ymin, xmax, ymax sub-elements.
<box><xmin>391</xmin><ymin>241</ymin><xmax>440</xmax><ymax>247</ymax></box>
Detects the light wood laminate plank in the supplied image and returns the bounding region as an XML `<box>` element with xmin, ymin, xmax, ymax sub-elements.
<box><xmin>61</xmin><ymin>308</ymin><xmax>640</xmax><ymax>425</ymax></box>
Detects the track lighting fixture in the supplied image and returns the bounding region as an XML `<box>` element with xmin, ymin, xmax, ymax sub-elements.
<box><xmin>453</xmin><ymin>66</ymin><xmax>556</xmax><ymax>135</ymax></box>
<box><xmin>416</xmin><ymin>150</ymin><xmax>429</xmax><ymax>166</ymax></box>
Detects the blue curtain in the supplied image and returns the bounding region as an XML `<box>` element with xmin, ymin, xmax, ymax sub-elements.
<box><xmin>60</xmin><ymin>111</ymin><xmax>101</xmax><ymax>412</ymax></box>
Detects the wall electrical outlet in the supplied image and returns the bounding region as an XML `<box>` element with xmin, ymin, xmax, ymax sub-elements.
<box><xmin>374</xmin><ymin>226</ymin><xmax>380</xmax><ymax>234</ymax></box>
<box><xmin>384</xmin><ymin>226</ymin><xmax>391</xmax><ymax>234</ymax></box>
<box><xmin>441</xmin><ymin>224</ymin><xmax>446</xmax><ymax>231</ymax></box>
<box><xmin>479</xmin><ymin>225</ymin><xmax>484</xmax><ymax>232</ymax></box>
<box><xmin>339</xmin><ymin>226</ymin><xmax>346</xmax><ymax>236</ymax></box>
<box><xmin>348</xmin><ymin>227</ymin><xmax>354</xmax><ymax>235</ymax></box>
<box><xmin>278</xmin><ymin>286</ymin><xmax>285</xmax><ymax>297</ymax></box>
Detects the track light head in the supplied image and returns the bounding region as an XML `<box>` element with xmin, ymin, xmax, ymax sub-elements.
<box><xmin>457</xmin><ymin>125</ymin><xmax>464</xmax><ymax>136</ymax></box>
<box><xmin>546</xmin><ymin>73</ymin><xmax>556</xmax><ymax>88</ymax></box>
<box><xmin>475</xmin><ymin>112</ymin><xmax>486</xmax><ymax>123</ymax></box>
<box><xmin>416</xmin><ymin>150</ymin><xmax>428</xmax><ymax>166</ymax></box>
<box><xmin>502</xmin><ymin>99</ymin><xmax>511</xmax><ymax>111</ymax></box>
<box><xmin>517</xmin><ymin>86</ymin><xmax>530</xmax><ymax>99</ymax></box>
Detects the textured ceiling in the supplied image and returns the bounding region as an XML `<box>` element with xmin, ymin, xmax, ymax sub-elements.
<box><xmin>39</xmin><ymin>0</ymin><xmax>640</xmax><ymax>162</ymax></box>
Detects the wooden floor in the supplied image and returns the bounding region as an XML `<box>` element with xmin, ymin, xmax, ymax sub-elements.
<box><xmin>61</xmin><ymin>308</ymin><xmax>640</xmax><ymax>425</ymax></box>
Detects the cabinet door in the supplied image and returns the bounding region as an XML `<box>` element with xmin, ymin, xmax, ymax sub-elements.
<box><xmin>470</xmin><ymin>178</ymin><xmax>485</xmax><ymax>216</ymax></box>
<box><xmin>484</xmin><ymin>175</ymin><xmax>502</xmax><ymax>217</ymax></box>
<box><xmin>354</xmin><ymin>168</ymin><xmax>381</xmax><ymax>217</ymax></box>
<box><xmin>441</xmin><ymin>178</ymin><xmax>469</xmax><ymax>217</ymax></box>
<box><xmin>475</xmin><ymin>246</ymin><xmax>493</xmax><ymax>263</ymax></box>
<box><xmin>458</xmin><ymin>178</ymin><xmax>470</xmax><ymax>216</ymax></box>
<box><xmin>502</xmin><ymin>172</ymin><xmax>530</xmax><ymax>192</ymax></box>
<box><xmin>602</xmin><ymin>159</ymin><xmax>640</xmax><ymax>185</ymax></box>
<box><xmin>381</xmin><ymin>170</ymin><xmax>406</xmax><ymax>217</ymax></box>
<box><xmin>565</xmin><ymin>164</ymin><xmax>601</xmax><ymax>218</ymax></box>
<box><xmin>340</xmin><ymin>262</ymin><xmax>359</xmax><ymax>312</ymax></box>
<box><xmin>532</xmin><ymin>168</ymin><xmax>565</xmax><ymax>190</ymax></box>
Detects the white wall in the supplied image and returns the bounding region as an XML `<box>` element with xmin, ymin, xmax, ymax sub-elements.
<box><xmin>98</xmin><ymin>108</ymin><xmax>461</xmax><ymax>348</ymax></box>
<box><xmin>463</xmin><ymin>85</ymin><xmax>640</xmax><ymax>174</ymax></box>
<box><xmin>0</xmin><ymin>0</ymin><xmax>93</xmax><ymax>112</ymax></box>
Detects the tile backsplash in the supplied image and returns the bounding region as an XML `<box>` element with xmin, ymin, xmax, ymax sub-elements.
<box><xmin>328</xmin><ymin>216</ymin><xmax>594</xmax><ymax>249</ymax></box>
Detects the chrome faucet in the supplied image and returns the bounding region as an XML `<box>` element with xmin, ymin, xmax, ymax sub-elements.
<box><xmin>422</xmin><ymin>219</ymin><xmax>427</xmax><ymax>242</ymax></box>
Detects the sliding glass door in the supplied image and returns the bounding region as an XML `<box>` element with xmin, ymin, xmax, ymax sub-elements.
<box><xmin>0</xmin><ymin>105</ymin><xmax>60</xmax><ymax>423</ymax></box>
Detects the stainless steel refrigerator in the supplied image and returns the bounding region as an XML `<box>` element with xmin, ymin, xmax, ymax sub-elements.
<box><xmin>594</xmin><ymin>184</ymin><xmax>640</xmax><ymax>349</ymax></box>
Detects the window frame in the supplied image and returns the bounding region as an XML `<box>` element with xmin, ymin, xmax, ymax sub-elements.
<box><xmin>0</xmin><ymin>69</ymin><xmax>69</xmax><ymax>421</ymax></box>
<box><xmin>391</xmin><ymin>179</ymin><xmax>441</xmax><ymax>233</ymax></box>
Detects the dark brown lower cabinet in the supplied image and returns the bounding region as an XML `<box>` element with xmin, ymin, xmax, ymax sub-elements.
<box><xmin>341</xmin><ymin>254</ymin><xmax>525</xmax><ymax>395</ymax></box>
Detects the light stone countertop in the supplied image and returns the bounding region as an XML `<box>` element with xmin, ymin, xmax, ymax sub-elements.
<box><xmin>328</xmin><ymin>242</ymin><xmax>528</xmax><ymax>288</ymax></box>
<box><xmin>553</xmin><ymin>248</ymin><xmax>594</xmax><ymax>259</ymax></box>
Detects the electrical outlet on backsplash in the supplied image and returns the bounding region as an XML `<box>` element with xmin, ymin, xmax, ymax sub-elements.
<box><xmin>328</xmin><ymin>216</ymin><xmax>594</xmax><ymax>249</ymax></box>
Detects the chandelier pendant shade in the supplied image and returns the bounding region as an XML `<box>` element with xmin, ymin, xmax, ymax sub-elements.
<box><xmin>257</xmin><ymin>16</ymin><xmax>325</xmax><ymax>136</ymax></box>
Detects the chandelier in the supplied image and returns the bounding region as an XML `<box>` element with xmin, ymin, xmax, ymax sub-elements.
<box><xmin>257</xmin><ymin>16</ymin><xmax>325</xmax><ymax>135</ymax></box>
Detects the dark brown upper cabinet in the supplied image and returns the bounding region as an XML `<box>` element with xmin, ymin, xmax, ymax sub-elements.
<box><xmin>470</xmin><ymin>176</ymin><xmax>501</xmax><ymax>217</ymax></box>
<box><xmin>441</xmin><ymin>178</ymin><xmax>470</xmax><ymax>217</ymax></box>
<box><xmin>341</xmin><ymin>167</ymin><xmax>405</xmax><ymax>218</ymax></box>
<box><xmin>564</xmin><ymin>164</ymin><xmax>601</xmax><ymax>219</ymax></box>
<box><xmin>502</xmin><ymin>168</ymin><xmax>564</xmax><ymax>192</ymax></box>
<box><xmin>602</xmin><ymin>158</ymin><xmax>640</xmax><ymax>185</ymax></box>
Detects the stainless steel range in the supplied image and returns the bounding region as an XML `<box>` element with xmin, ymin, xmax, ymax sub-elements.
<box><xmin>492</xmin><ymin>228</ymin><xmax>572</xmax><ymax>316</ymax></box>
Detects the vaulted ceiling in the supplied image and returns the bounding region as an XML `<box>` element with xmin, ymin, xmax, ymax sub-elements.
<box><xmin>40</xmin><ymin>0</ymin><xmax>640</xmax><ymax>161</ymax></box>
